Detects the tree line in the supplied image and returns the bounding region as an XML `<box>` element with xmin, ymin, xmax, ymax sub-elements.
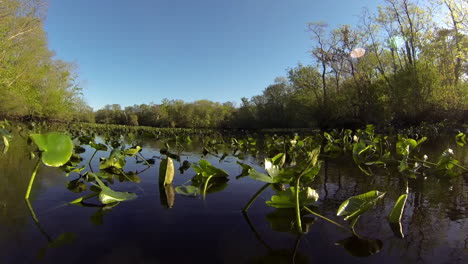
<box><xmin>0</xmin><ymin>0</ymin><xmax>93</xmax><ymax>122</ymax></box>
<box><xmin>90</xmin><ymin>0</ymin><xmax>468</xmax><ymax>129</ymax></box>
<box><xmin>1</xmin><ymin>0</ymin><xmax>467</xmax><ymax>129</ymax></box>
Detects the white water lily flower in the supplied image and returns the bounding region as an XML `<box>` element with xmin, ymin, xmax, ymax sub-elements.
<box><xmin>423</xmin><ymin>155</ymin><xmax>428</xmax><ymax>161</ymax></box>
<box><xmin>447</xmin><ymin>148</ymin><xmax>454</xmax><ymax>155</ymax></box>
<box><xmin>306</xmin><ymin>187</ymin><xmax>319</xmax><ymax>201</ymax></box>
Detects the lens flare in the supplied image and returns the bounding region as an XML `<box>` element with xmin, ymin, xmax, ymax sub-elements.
<box><xmin>350</xmin><ymin>48</ymin><xmax>366</xmax><ymax>58</ymax></box>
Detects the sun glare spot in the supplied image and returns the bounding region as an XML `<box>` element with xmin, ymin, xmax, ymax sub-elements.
<box><xmin>350</xmin><ymin>48</ymin><xmax>365</xmax><ymax>58</ymax></box>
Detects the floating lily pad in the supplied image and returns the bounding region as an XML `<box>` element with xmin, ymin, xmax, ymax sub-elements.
<box><xmin>266</xmin><ymin>187</ymin><xmax>319</xmax><ymax>209</ymax></box>
<box><xmin>175</xmin><ymin>185</ymin><xmax>199</xmax><ymax>197</ymax></box>
<box><xmin>30</xmin><ymin>132</ymin><xmax>73</xmax><ymax>167</ymax></box>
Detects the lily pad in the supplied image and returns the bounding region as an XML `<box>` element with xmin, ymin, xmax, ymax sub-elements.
<box><xmin>91</xmin><ymin>173</ymin><xmax>137</xmax><ymax>204</ymax></box>
<box><xmin>337</xmin><ymin>190</ymin><xmax>385</xmax><ymax>227</ymax></box>
<box><xmin>159</xmin><ymin>157</ymin><xmax>175</xmax><ymax>185</ymax></box>
<box><xmin>389</xmin><ymin>194</ymin><xmax>408</xmax><ymax>224</ymax></box>
<box><xmin>100</xmin><ymin>149</ymin><xmax>126</xmax><ymax>170</ymax></box>
<box><xmin>192</xmin><ymin>159</ymin><xmax>228</xmax><ymax>178</ymax></box>
<box><xmin>175</xmin><ymin>185</ymin><xmax>200</xmax><ymax>197</ymax></box>
<box><xmin>99</xmin><ymin>187</ymin><xmax>137</xmax><ymax>204</ymax></box>
<box><xmin>30</xmin><ymin>132</ymin><xmax>73</xmax><ymax>167</ymax></box>
<box><xmin>266</xmin><ymin>187</ymin><xmax>319</xmax><ymax>209</ymax></box>
<box><xmin>124</xmin><ymin>146</ymin><xmax>141</xmax><ymax>156</ymax></box>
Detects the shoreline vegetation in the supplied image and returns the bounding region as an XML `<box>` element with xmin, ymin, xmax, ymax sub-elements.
<box><xmin>1</xmin><ymin>0</ymin><xmax>467</xmax><ymax>129</ymax></box>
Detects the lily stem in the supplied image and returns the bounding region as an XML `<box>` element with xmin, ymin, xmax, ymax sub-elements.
<box><xmin>202</xmin><ymin>174</ymin><xmax>214</xmax><ymax>200</ymax></box>
<box><xmin>242</xmin><ymin>183</ymin><xmax>270</xmax><ymax>212</ymax></box>
<box><xmin>295</xmin><ymin>177</ymin><xmax>303</xmax><ymax>233</ymax></box>
<box><xmin>137</xmin><ymin>153</ymin><xmax>152</xmax><ymax>167</ymax></box>
<box><xmin>88</xmin><ymin>149</ymin><xmax>98</xmax><ymax>168</ymax></box>
<box><xmin>25</xmin><ymin>159</ymin><xmax>41</xmax><ymax>200</ymax></box>
<box><xmin>303</xmin><ymin>206</ymin><xmax>349</xmax><ymax>231</ymax></box>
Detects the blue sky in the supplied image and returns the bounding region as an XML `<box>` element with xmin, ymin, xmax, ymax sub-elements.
<box><xmin>44</xmin><ymin>0</ymin><xmax>381</xmax><ymax>110</ymax></box>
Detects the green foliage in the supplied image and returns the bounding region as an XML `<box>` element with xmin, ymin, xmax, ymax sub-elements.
<box><xmin>30</xmin><ymin>132</ymin><xmax>73</xmax><ymax>167</ymax></box>
<box><xmin>455</xmin><ymin>133</ymin><xmax>466</xmax><ymax>146</ymax></box>
<box><xmin>389</xmin><ymin>194</ymin><xmax>408</xmax><ymax>224</ymax></box>
<box><xmin>266</xmin><ymin>187</ymin><xmax>319</xmax><ymax>209</ymax></box>
<box><xmin>192</xmin><ymin>160</ymin><xmax>229</xmax><ymax>178</ymax></box>
<box><xmin>337</xmin><ymin>190</ymin><xmax>386</xmax><ymax>228</ymax></box>
<box><xmin>99</xmin><ymin>149</ymin><xmax>126</xmax><ymax>170</ymax></box>
<box><xmin>159</xmin><ymin>157</ymin><xmax>175</xmax><ymax>185</ymax></box>
<box><xmin>92</xmin><ymin>174</ymin><xmax>137</xmax><ymax>204</ymax></box>
<box><xmin>0</xmin><ymin>0</ymin><xmax>91</xmax><ymax>121</ymax></box>
<box><xmin>174</xmin><ymin>185</ymin><xmax>199</xmax><ymax>197</ymax></box>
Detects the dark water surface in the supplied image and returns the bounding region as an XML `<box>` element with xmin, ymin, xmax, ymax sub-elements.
<box><xmin>0</xmin><ymin>134</ymin><xmax>466</xmax><ymax>264</ymax></box>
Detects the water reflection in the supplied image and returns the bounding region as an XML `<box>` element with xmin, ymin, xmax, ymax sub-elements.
<box><xmin>0</xmin><ymin>132</ymin><xmax>466</xmax><ymax>263</ymax></box>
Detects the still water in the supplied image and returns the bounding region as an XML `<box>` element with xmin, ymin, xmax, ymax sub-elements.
<box><xmin>0</xmin><ymin>133</ymin><xmax>466</xmax><ymax>263</ymax></box>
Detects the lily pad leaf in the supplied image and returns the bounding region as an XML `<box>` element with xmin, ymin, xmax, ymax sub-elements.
<box><xmin>91</xmin><ymin>173</ymin><xmax>137</xmax><ymax>204</ymax></box>
<box><xmin>389</xmin><ymin>194</ymin><xmax>408</xmax><ymax>224</ymax></box>
<box><xmin>159</xmin><ymin>157</ymin><xmax>175</xmax><ymax>185</ymax></box>
<box><xmin>175</xmin><ymin>185</ymin><xmax>199</xmax><ymax>197</ymax></box>
<box><xmin>30</xmin><ymin>132</ymin><xmax>73</xmax><ymax>167</ymax></box>
<box><xmin>124</xmin><ymin>146</ymin><xmax>141</xmax><ymax>156</ymax></box>
<box><xmin>235</xmin><ymin>161</ymin><xmax>252</xmax><ymax>179</ymax></box>
<box><xmin>247</xmin><ymin>168</ymin><xmax>274</xmax><ymax>183</ymax></box>
<box><xmin>266</xmin><ymin>187</ymin><xmax>319</xmax><ymax>209</ymax></box>
<box><xmin>337</xmin><ymin>190</ymin><xmax>385</xmax><ymax>224</ymax></box>
<box><xmin>98</xmin><ymin>186</ymin><xmax>137</xmax><ymax>204</ymax></box>
<box><xmin>90</xmin><ymin>142</ymin><xmax>108</xmax><ymax>151</ymax></box>
<box><xmin>192</xmin><ymin>159</ymin><xmax>228</xmax><ymax>178</ymax></box>
<box><xmin>100</xmin><ymin>149</ymin><xmax>126</xmax><ymax>170</ymax></box>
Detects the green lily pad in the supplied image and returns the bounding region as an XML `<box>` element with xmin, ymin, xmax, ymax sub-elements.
<box><xmin>159</xmin><ymin>157</ymin><xmax>175</xmax><ymax>185</ymax></box>
<box><xmin>124</xmin><ymin>146</ymin><xmax>141</xmax><ymax>156</ymax></box>
<box><xmin>30</xmin><ymin>132</ymin><xmax>74</xmax><ymax>167</ymax></box>
<box><xmin>337</xmin><ymin>190</ymin><xmax>385</xmax><ymax>227</ymax></box>
<box><xmin>99</xmin><ymin>187</ymin><xmax>137</xmax><ymax>204</ymax></box>
<box><xmin>100</xmin><ymin>149</ymin><xmax>126</xmax><ymax>170</ymax></box>
<box><xmin>91</xmin><ymin>173</ymin><xmax>137</xmax><ymax>204</ymax></box>
<box><xmin>192</xmin><ymin>159</ymin><xmax>228</xmax><ymax>178</ymax></box>
<box><xmin>175</xmin><ymin>185</ymin><xmax>200</xmax><ymax>197</ymax></box>
<box><xmin>389</xmin><ymin>194</ymin><xmax>408</xmax><ymax>224</ymax></box>
<box><xmin>266</xmin><ymin>187</ymin><xmax>319</xmax><ymax>208</ymax></box>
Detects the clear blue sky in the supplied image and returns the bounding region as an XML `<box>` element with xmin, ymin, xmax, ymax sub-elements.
<box><xmin>44</xmin><ymin>0</ymin><xmax>381</xmax><ymax>110</ymax></box>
